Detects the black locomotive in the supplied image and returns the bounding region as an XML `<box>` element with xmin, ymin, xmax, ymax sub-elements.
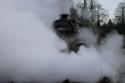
<box><xmin>53</xmin><ymin>14</ymin><xmax>84</xmax><ymax>53</ymax></box>
<box><xmin>53</xmin><ymin>14</ymin><xmax>78</xmax><ymax>37</ymax></box>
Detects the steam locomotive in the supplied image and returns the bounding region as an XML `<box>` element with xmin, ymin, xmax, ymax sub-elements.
<box><xmin>53</xmin><ymin>14</ymin><xmax>78</xmax><ymax>37</ymax></box>
<box><xmin>53</xmin><ymin>14</ymin><xmax>83</xmax><ymax>52</ymax></box>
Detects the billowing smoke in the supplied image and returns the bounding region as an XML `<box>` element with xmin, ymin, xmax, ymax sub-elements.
<box><xmin>0</xmin><ymin>0</ymin><xmax>124</xmax><ymax>83</ymax></box>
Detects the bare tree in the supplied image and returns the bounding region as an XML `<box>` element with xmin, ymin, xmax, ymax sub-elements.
<box><xmin>115</xmin><ymin>1</ymin><xmax>125</xmax><ymax>24</ymax></box>
<box><xmin>70</xmin><ymin>0</ymin><xmax>108</xmax><ymax>33</ymax></box>
<box><xmin>114</xmin><ymin>1</ymin><xmax>125</xmax><ymax>35</ymax></box>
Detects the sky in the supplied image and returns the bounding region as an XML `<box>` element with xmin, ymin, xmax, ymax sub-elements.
<box><xmin>100</xmin><ymin>0</ymin><xmax>123</xmax><ymax>18</ymax></box>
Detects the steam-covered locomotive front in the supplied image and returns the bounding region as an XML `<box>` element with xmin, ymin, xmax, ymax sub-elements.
<box><xmin>53</xmin><ymin>14</ymin><xmax>83</xmax><ymax>53</ymax></box>
<box><xmin>53</xmin><ymin>14</ymin><xmax>78</xmax><ymax>37</ymax></box>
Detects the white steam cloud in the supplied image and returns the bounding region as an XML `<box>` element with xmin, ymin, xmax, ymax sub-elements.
<box><xmin>0</xmin><ymin>0</ymin><xmax>124</xmax><ymax>83</ymax></box>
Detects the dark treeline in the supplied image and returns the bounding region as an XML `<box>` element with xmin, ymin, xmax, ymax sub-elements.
<box><xmin>69</xmin><ymin>0</ymin><xmax>125</xmax><ymax>47</ymax></box>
